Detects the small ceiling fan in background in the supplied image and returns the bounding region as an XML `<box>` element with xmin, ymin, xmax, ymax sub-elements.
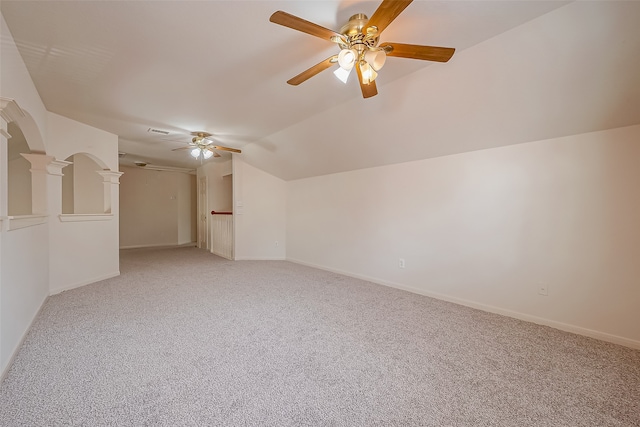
<box><xmin>171</xmin><ymin>132</ymin><xmax>241</xmax><ymax>161</ymax></box>
<box><xmin>270</xmin><ymin>0</ymin><xmax>455</xmax><ymax>98</ymax></box>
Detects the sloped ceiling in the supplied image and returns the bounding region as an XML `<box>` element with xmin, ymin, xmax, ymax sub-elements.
<box><xmin>2</xmin><ymin>1</ymin><xmax>639</xmax><ymax>180</ymax></box>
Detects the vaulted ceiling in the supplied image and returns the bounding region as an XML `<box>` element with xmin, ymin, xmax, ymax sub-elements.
<box><xmin>2</xmin><ymin>1</ymin><xmax>639</xmax><ymax>180</ymax></box>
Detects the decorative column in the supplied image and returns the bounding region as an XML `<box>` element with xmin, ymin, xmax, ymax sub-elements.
<box><xmin>97</xmin><ymin>170</ymin><xmax>123</xmax><ymax>214</ymax></box>
<box><xmin>47</xmin><ymin>159</ymin><xmax>73</xmax><ymax>216</ymax></box>
<box><xmin>20</xmin><ymin>153</ymin><xmax>56</xmax><ymax>216</ymax></box>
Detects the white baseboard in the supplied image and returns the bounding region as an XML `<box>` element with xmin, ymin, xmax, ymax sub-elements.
<box><xmin>235</xmin><ymin>256</ymin><xmax>287</xmax><ymax>261</ymax></box>
<box><xmin>1</xmin><ymin>294</ymin><xmax>48</xmax><ymax>382</ymax></box>
<box><xmin>287</xmin><ymin>258</ymin><xmax>640</xmax><ymax>350</ymax></box>
<box><xmin>49</xmin><ymin>271</ymin><xmax>120</xmax><ymax>295</ymax></box>
<box><xmin>120</xmin><ymin>242</ymin><xmax>196</xmax><ymax>250</ymax></box>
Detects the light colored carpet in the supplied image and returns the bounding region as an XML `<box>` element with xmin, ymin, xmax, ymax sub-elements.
<box><xmin>0</xmin><ymin>246</ymin><xmax>638</xmax><ymax>426</ymax></box>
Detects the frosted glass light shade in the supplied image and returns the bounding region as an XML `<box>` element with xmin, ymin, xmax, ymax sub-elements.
<box><xmin>364</xmin><ymin>49</ymin><xmax>386</xmax><ymax>71</ymax></box>
<box><xmin>338</xmin><ymin>49</ymin><xmax>357</xmax><ymax>70</ymax></box>
<box><xmin>190</xmin><ymin>148</ymin><xmax>201</xmax><ymax>158</ymax></box>
<box><xmin>203</xmin><ymin>149</ymin><xmax>214</xmax><ymax>159</ymax></box>
<box><xmin>333</xmin><ymin>66</ymin><xmax>352</xmax><ymax>84</ymax></box>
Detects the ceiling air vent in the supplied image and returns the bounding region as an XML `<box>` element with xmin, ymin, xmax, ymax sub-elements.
<box><xmin>147</xmin><ymin>128</ymin><xmax>170</xmax><ymax>135</ymax></box>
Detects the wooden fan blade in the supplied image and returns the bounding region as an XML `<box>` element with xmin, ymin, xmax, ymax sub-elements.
<box><xmin>171</xmin><ymin>146</ymin><xmax>192</xmax><ymax>152</ymax></box>
<box><xmin>270</xmin><ymin>11</ymin><xmax>341</xmax><ymax>42</ymax></box>
<box><xmin>287</xmin><ymin>55</ymin><xmax>338</xmax><ymax>86</ymax></box>
<box><xmin>211</xmin><ymin>145</ymin><xmax>241</xmax><ymax>154</ymax></box>
<box><xmin>380</xmin><ymin>43</ymin><xmax>455</xmax><ymax>62</ymax></box>
<box><xmin>204</xmin><ymin>146</ymin><xmax>223</xmax><ymax>158</ymax></box>
<box><xmin>366</xmin><ymin>0</ymin><xmax>413</xmax><ymax>34</ymax></box>
<box><xmin>356</xmin><ymin>62</ymin><xmax>378</xmax><ymax>99</ymax></box>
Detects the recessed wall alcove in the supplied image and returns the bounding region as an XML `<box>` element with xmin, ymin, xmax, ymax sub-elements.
<box><xmin>58</xmin><ymin>153</ymin><xmax>121</xmax><ymax>222</ymax></box>
<box><xmin>1</xmin><ymin>99</ymin><xmax>49</xmax><ymax>231</ymax></box>
<box><xmin>62</xmin><ymin>153</ymin><xmax>107</xmax><ymax>215</ymax></box>
<box><xmin>7</xmin><ymin>122</ymin><xmax>32</xmax><ymax>216</ymax></box>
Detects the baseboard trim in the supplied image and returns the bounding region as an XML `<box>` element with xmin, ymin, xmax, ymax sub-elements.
<box><xmin>49</xmin><ymin>271</ymin><xmax>120</xmax><ymax>296</ymax></box>
<box><xmin>1</xmin><ymin>294</ymin><xmax>48</xmax><ymax>383</ymax></box>
<box><xmin>287</xmin><ymin>258</ymin><xmax>640</xmax><ymax>350</ymax></box>
<box><xmin>120</xmin><ymin>242</ymin><xmax>196</xmax><ymax>250</ymax></box>
<box><xmin>235</xmin><ymin>256</ymin><xmax>287</xmax><ymax>261</ymax></box>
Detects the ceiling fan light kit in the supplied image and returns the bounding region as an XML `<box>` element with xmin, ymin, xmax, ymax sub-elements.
<box><xmin>190</xmin><ymin>147</ymin><xmax>214</xmax><ymax>160</ymax></box>
<box><xmin>359</xmin><ymin>61</ymin><xmax>378</xmax><ymax>85</ymax></box>
<box><xmin>363</xmin><ymin>49</ymin><xmax>387</xmax><ymax>71</ymax></box>
<box><xmin>171</xmin><ymin>131</ymin><xmax>241</xmax><ymax>161</ymax></box>
<box><xmin>269</xmin><ymin>0</ymin><xmax>455</xmax><ymax>98</ymax></box>
<box><xmin>337</xmin><ymin>48</ymin><xmax>358</xmax><ymax>70</ymax></box>
<box><xmin>333</xmin><ymin>66</ymin><xmax>352</xmax><ymax>84</ymax></box>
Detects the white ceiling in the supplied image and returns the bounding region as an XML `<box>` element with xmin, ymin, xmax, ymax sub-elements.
<box><xmin>2</xmin><ymin>1</ymin><xmax>639</xmax><ymax>180</ymax></box>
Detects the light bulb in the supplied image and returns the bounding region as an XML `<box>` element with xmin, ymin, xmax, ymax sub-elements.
<box><xmin>338</xmin><ymin>49</ymin><xmax>357</xmax><ymax>70</ymax></box>
<box><xmin>190</xmin><ymin>147</ymin><xmax>201</xmax><ymax>158</ymax></box>
<box><xmin>360</xmin><ymin>62</ymin><xmax>378</xmax><ymax>84</ymax></box>
<box><xmin>203</xmin><ymin>149</ymin><xmax>214</xmax><ymax>159</ymax></box>
<box><xmin>333</xmin><ymin>66</ymin><xmax>352</xmax><ymax>84</ymax></box>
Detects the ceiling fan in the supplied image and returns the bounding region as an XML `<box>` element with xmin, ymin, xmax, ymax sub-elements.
<box><xmin>269</xmin><ymin>0</ymin><xmax>455</xmax><ymax>98</ymax></box>
<box><xmin>171</xmin><ymin>132</ymin><xmax>241</xmax><ymax>160</ymax></box>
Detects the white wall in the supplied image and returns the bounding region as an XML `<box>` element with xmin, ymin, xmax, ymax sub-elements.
<box><xmin>7</xmin><ymin>157</ymin><xmax>32</xmax><ymax>215</ymax></box>
<box><xmin>47</xmin><ymin>112</ymin><xmax>120</xmax><ymax>294</ymax></box>
<box><xmin>6</xmin><ymin>123</ymin><xmax>32</xmax><ymax>216</ymax></box>
<box><xmin>287</xmin><ymin>125</ymin><xmax>640</xmax><ymax>348</ymax></box>
<box><xmin>0</xmin><ymin>17</ymin><xmax>48</xmax><ymax>143</ymax></box>
<box><xmin>178</xmin><ymin>174</ymin><xmax>196</xmax><ymax>245</ymax></box>
<box><xmin>233</xmin><ymin>157</ymin><xmax>286</xmax><ymax>260</ymax></box>
<box><xmin>0</xmin><ymin>13</ymin><xmax>49</xmax><ymax>377</ymax></box>
<box><xmin>119</xmin><ymin>165</ymin><xmax>195</xmax><ymax>248</ymax></box>
<box><xmin>0</xmin><ymin>225</ymin><xmax>49</xmax><ymax>372</ymax></box>
<box><xmin>72</xmin><ymin>154</ymin><xmax>104</xmax><ymax>214</ymax></box>
<box><xmin>221</xmin><ymin>175</ymin><xmax>233</xmax><ymax>212</ymax></box>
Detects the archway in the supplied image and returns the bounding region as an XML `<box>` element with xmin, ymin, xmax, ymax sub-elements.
<box><xmin>62</xmin><ymin>153</ymin><xmax>109</xmax><ymax>214</ymax></box>
<box><xmin>7</xmin><ymin>122</ymin><xmax>32</xmax><ymax>215</ymax></box>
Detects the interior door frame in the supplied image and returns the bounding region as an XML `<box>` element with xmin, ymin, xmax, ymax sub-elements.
<box><xmin>197</xmin><ymin>175</ymin><xmax>209</xmax><ymax>250</ymax></box>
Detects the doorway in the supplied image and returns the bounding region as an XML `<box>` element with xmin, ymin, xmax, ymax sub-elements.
<box><xmin>197</xmin><ymin>176</ymin><xmax>208</xmax><ymax>249</ymax></box>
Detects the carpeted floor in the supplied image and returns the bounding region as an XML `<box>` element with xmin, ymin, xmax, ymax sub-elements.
<box><xmin>1</xmin><ymin>246</ymin><xmax>639</xmax><ymax>426</ymax></box>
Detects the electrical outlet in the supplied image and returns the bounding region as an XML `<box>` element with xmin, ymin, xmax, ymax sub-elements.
<box><xmin>399</xmin><ymin>258</ymin><xmax>405</xmax><ymax>268</ymax></box>
<box><xmin>538</xmin><ymin>283</ymin><xmax>548</xmax><ymax>296</ymax></box>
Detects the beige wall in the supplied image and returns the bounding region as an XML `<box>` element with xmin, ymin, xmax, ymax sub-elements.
<box><xmin>178</xmin><ymin>174</ymin><xmax>197</xmax><ymax>245</ymax></box>
<box><xmin>7</xmin><ymin>156</ymin><xmax>31</xmax><ymax>216</ymax></box>
<box><xmin>1</xmin><ymin>13</ymin><xmax>120</xmax><ymax>376</ymax></box>
<box><xmin>46</xmin><ymin>112</ymin><xmax>120</xmax><ymax>294</ymax></box>
<box><xmin>1</xmin><ymin>12</ymin><xmax>49</xmax><ymax>376</ymax></box>
<box><xmin>234</xmin><ymin>157</ymin><xmax>286</xmax><ymax>260</ymax></box>
<box><xmin>72</xmin><ymin>154</ymin><xmax>104</xmax><ymax>214</ymax></box>
<box><xmin>7</xmin><ymin>123</ymin><xmax>32</xmax><ymax>216</ymax></box>
<box><xmin>119</xmin><ymin>166</ymin><xmax>195</xmax><ymax>248</ymax></box>
<box><xmin>287</xmin><ymin>125</ymin><xmax>640</xmax><ymax>348</ymax></box>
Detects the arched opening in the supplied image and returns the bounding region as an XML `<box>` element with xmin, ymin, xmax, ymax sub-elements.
<box><xmin>7</xmin><ymin>122</ymin><xmax>33</xmax><ymax>216</ymax></box>
<box><xmin>62</xmin><ymin>153</ymin><xmax>107</xmax><ymax>214</ymax></box>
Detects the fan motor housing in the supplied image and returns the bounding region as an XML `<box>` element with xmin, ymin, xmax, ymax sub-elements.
<box><xmin>339</xmin><ymin>14</ymin><xmax>379</xmax><ymax>51</ymax></box>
